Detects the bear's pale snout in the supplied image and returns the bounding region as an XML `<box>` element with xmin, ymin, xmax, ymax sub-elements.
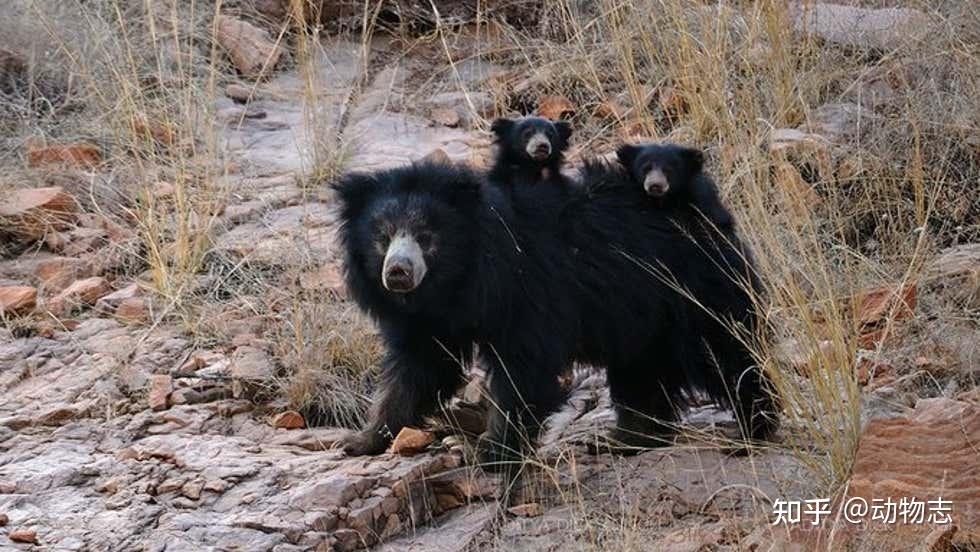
<box><xmin>643</xmin><ymin>167</ymin><xmax>670</xmax><ymax>197</ymax></box>
<box><xmin>382</xmin><ymin>232</ymin><xmax>427</xmax><ymax>293</ymax></box>
<box><xmin>525</xmin><ymin>132</ymin><xmax>552</xmax><ymax>161</ymax></box>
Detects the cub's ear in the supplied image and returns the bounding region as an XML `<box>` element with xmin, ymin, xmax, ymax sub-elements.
<box><xmin>490</xmin><ymin>118</ymin><xmax>515</xmax><ymax>138</ymax></box>
<box><xmin>679</xmin><ymin>146</ymin><xmax>705</xmax><ymax>173</ymax></box>
<box><xmin>554</xmin><ymin>121</ymin><xmax>573</xmax><ymax>142</ymax></box>
<box><xmin>331</xmin><ymin>172</ymin><xmax>378</xmax><ymax>216</ymax></box>
<box><xmin>615</xmin><ymin>144</ymin><xmax>641</xmax><ymax>167</ymax></box>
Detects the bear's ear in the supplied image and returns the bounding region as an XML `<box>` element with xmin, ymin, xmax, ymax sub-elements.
<box><xmin>490</xmin><ymin>118</ymin><xmax>515</xmax><ymax>138</ymax></box>
<box><xmin>678</xmin><ymin>146</ymin><xmax>705</xmax><ymax>173</ymax></box>
<box><xmin>616</xmin><ymin>144</ymin><xmax>641</xmax><ymax>167</ymax></box>
<box><xmin>554</xmin><ymin>121</ymin><xmax>573</xmax><ymax>142</ymax></box>
<box><xmin>331</xmin><ymin>172</ymin><xmax>378</xmax><ymax>216</ymax></box>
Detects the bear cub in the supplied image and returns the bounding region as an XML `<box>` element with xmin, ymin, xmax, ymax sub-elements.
<box><xmin>490</xmin><ymin>116</ymin><xmax>572</xmax><ymax>189</ymax></box>
<box><xmin>616</xmin><ymin>143</ymin><xmax>734</xmax><ymax>230</ymax></box>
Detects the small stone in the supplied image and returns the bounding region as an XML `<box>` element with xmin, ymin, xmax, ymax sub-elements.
<box><xmin>115</xmin><ymin>296</ymin><xmax>149</xmax><ymax>324</ymax></box>
<box><xmin>230</xmin><ymin>346</ymin><xmax>275</xmax><ymax>397</ymax></box>
<box><xmin>792</xmin><ymin>4</ymin><xmax>932</xmax><ymax>50</ymax></box>
<box><xmin>0</xmin><ymin>286</ymin><xmax>37</xmax><ymax>316</ymax></box>
<box><xmin>8</xmin><ymin>529</ymin><xmax>37</xmax><ymax>544</ymax></box>
<box><xmin>148</xmin><ymin>375</ymin><xmax>172</xmax><ymax>411</ymax></box>
<box><xmin>131</xmin><ymin>115</ymin><xmax>178</xmax><ymax>147</ymax></box>
<box><xmin>0</xmin><ymin>186</ymin><xmax>77</xmax><ymax>239</ymax></box>
<box><xmin>226</xmin><ymin>83</ymin><xmax>254</xmax><ymax>103</ymax></box>
<box><xmin>37</xmin><ymin>405</ymin><xmax>77</xmax><ymax>426</ymax></box>
<box><xmin>430</xmin><ymin>107</ymin><xmax>460</xmax><ymax>128</ymax></box>
<box><xmin>48</xmin><ymin>276</ymin><xmax>111</xmax><ymax>316</ymax></box>
<box><xmin>26</xmin><ymin>143</ymin><xmax>101</xmax><ymax>169</ymax></box>
<box><xmin>203</xmin><ymin>479</ymin><xmax>229</xmax><ymax>493</ymax></box>
<box><xmin>380</xmin><ymin>513</ymin><xmax>401</xmax><ymax>539</ymax></box>
<box><xmin>389</xmin><ymin>427</ymin><xmax>435</xmax><ymax>455</ymax></box>
<box><xmin>0</xmin><ymin>513</ymin><xmax>7</xmax><ymax>526</ymax></box>
<box><xmin>181</xmin><ymin>481</ymin><xmax>203</xmax><ymax>500</ymax></box>
<box><xmin>420</xmin><ymin>148</ymin><xmax>451</xmax><ymax>165</ymax></box>
<box><xmin>769</xmin><ymin>128</ymin><xmax>832</xmax><ymax>156</ymax></box>
<box><xmin>507</xmin><ymin>502</ymin><xmax>543</xmax><ymax>517</ymax></box>
<box><xmin>273</xmin><ymin>410</ymin><xmax>305</xmax><ymax>429</ymax></box>
<box><xmin>215</xmin><ymin>15</ymin><xmax>282</xmax><ymax>79</ymax></box>
<box><xmin>34</xmin><ymin>257</ymin><xmax>94</xmax><ymax>292</ymax></box>
<box><xmin>436</xmin><ymin>492</ymin><xmax>463</xmax><ymax>511</ymax></box>
<box><xmin>94</xmin><ymin>283</ymin><xmax>139</xmax><ymax>313</ymax></box>
<box><xmin>537</xmin><ymin>95</ymin><xmax>576</xmax><ymax>121</ymax></box>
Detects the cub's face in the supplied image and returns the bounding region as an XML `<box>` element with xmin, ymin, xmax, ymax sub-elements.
<box><xmin>616</xmin><ymin>143</ymin><xmax>704</xmax><ymax>198</ymax></box>
<box><xmin>491</xmin><ymin>117</ymin><xmax>572</xmax><ymax>165</ymax></box>
<box><xmin>333</xmin><ymin>164</ymin><xmax>480</xmax><ymax>306</ymax></box>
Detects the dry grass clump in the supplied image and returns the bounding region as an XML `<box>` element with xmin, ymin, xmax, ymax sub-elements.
<box><xmin>274</xmin><ymin>295</ymin><xmax>384</xmax><ymax>429</ymax></box>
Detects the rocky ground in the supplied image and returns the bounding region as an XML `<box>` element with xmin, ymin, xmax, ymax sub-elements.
<box><xmin>1</xmin><ymin>2</ymin><xmax>979</xmax><ymax>551</ymax></box>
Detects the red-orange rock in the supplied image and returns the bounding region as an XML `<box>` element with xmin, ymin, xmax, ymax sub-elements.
<box><xmin>8</xmin><ymin>529</ymin><xmax>37</xmax><ymax>544</ymax></box>
<box><xmin>0</xmin><ymin>187</ymin><xmax>77</xmax><ymax>239</ymax></box>
<box><xmin>115</xmin><ymin>296</ymin><xmax>149</xmax><ymax>324</ymax></box>
<box><xmin>389</xmin><ymin>427</ymin><xmax>434</xmax><ymax>456</ymax></box>
<box><xmin>132</xmin><ymin>117</ymin><xmax>178</xmax><ymax>147</ymax></box>
<box><xmin>846</xmin><ymin>398</ymin><xmax>980</xmax><ymax>542</ymax></box>
<box><xmin>27</xmin><ymin>143</ymin><xmax>101</xmax><ymax>169</ymax></box>
<box><xmin>854</xmin><ymin>282</ymin><xmax>917</xmax><ymax>348</ymax></box>
<box><xmin>856</xmin><ymin>358</ymin><xmax>894</xmax><ymax>388</ymax></box>
<box><xmin>215</xmin><ymin>15</ymin><xmax>282</xmax><ymax>79</ymax></box>
<box><xmin>537</xmin><ymin>95</ymin><xmax>576</xmax><ymax>121</ymax></box>
<box><xmin>33</xmin><ymin>257</ymin><xmax>93</xmax><ymax>291</ymax></box>
<box><xmin>0</xmin><ymin>286</ymin><xmax>37</xmax><ymax>316</ymax></box>
<box><xmin>48</xmin><ymin>276</ymin><xmax>111</xmax><ymax>316</ymax></box>
<box><xmin>272</xmin><ymin>410</ymin><xmax>305</xmax><ymax>429</ymax></box>
<box><xmin>148</xmin><ymin>375</ymin><xmax>172</xmax><ymax>411</ymax></box>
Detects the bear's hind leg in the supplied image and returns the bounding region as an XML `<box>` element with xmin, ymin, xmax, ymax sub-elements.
<box><xmin>593</xmin><ymin>362</ymin><xmax>683</xmax><ymax>455</ymax></box>
<box><xmin>478</xmin><ymin>350</ymin><xmax>566</xmax><ymax>473</ymax></box>
<box><xmin>732</xmin><ymin>363</ymin><xmax>780</xmax><ymax>444</ymax></box>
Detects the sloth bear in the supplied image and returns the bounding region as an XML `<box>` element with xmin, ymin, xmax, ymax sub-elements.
<box><xmin>489</xmin><ymin>116</ymin><xmax>573</xmax><ymax>190</ymax></box>
<box><xmin>332</xmin><ymin>159</ymin><xmax>777</xmax><ymax>469</ymax></box>
<box><xmin>616</xmin><ymin>142</ymin><xmax>734</xmax><ymax>230</ymax></box>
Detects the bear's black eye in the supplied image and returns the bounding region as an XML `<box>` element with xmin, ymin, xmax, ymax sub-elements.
<box><xmin>521</xmin><ymin>128</ymin><xmax>535</xmax><ymax>140</ymax></box>
<box><xmin>416</xmin><ymin>231</ymin><xmax>433</xmax><ymax>250</ymax></box>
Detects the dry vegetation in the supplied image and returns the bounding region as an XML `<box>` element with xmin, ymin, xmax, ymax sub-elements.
<box><xmin>1</xmin><ymin>0</ymin><xmax>978</xmax><ymax>548</ymax></box>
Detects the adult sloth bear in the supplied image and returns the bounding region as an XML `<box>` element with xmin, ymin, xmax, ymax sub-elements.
<box><xmin>332</xmin><ymin>159</ymin><xmax>777</xmax><ymax>468</ymax></box>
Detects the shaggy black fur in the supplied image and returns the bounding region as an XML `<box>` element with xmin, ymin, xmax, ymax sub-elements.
<box><xmin>332</xmin><ymin>159</ymin><xmax>777</xmax><ymax>469</ymax></box>
<box><xmin>616</xmin><ymin>143</ymin><xmax>734</xmax><ymax>230</ymax></box>
<box><xmin>489</xmin><ymin>116</ymin><xmax>572</xmax><ymax>191</ymax></box>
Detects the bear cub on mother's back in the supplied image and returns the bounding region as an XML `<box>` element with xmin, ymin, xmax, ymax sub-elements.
<box><xmin>490</xmin><ymin>116</ymin><xmax>572</xmax><ymax>189</ymax></box>
<box><xmin>616</xmin><ymin>143</ymin><xmax>734</xmax><ymax>230</ymax></box>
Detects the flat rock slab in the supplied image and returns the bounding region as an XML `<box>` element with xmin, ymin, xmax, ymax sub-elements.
<box><xmin>792</xmin><ymin>3</ymin><xmax>933</xmax><ymax>50</ymax></box>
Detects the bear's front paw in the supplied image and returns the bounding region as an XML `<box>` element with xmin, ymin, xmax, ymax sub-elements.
<box><xmin>338</xmin><ymin>429</ymin><xmax>389</xmax><ymax>456</ymax></box>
